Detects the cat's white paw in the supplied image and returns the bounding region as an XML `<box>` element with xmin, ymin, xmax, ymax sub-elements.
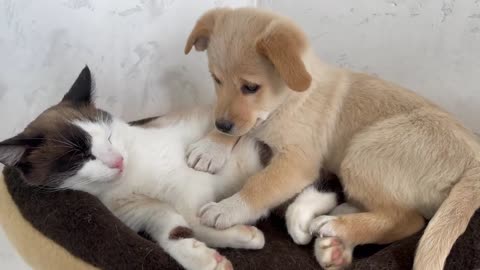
<box><xmin>214</xmin><ymin>256</ymin><xmax>233</xmax><ymax>270</ymax></box>
<box><xmin>314</xmin><ymin>237</ymin><xmax>352</xmax><ymax>270</ymax></box>
<box><xmin>186</xmin><ymin>137</ymin><xmax>231</xmax><ymax>174</ymax></box>
<box><xmin>199</xmin><ymin>194</ymin><xmax>259</xmax><ymax>229</ymax></box>
<box><xmin>285</xmin><ymin>203</ymin><xmax>314</xmax><ymax>245</ymax></box>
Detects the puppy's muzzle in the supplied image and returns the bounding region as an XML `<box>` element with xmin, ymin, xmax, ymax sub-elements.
<box><xmin>215</xmin><ymin>119</ymin><xmax>234</xmax><ymax>134</ymax></box>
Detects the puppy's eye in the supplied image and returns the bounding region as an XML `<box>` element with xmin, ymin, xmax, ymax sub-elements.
<box><xmin>211</xmin><ymin>74</ymin><xmax>222</xmax><ymax>85</ymax></box>
<box><xmin>241</xmin><ymin>84</ymin><xmax>260</xmax><ymax>94</ymax></box>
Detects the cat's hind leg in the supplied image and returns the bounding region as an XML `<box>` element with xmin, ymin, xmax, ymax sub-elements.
<box><xmin>192</xmin><ymin>224</ymin><xmax>265</xmax><ymax>249</ymax></box>
<box><xmin>116</xmin><ymin>200</ymin><xmax>232</xmax><ymax>270</ymax></box>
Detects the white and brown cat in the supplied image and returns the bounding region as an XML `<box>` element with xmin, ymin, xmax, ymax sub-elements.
<box><xmin>0</xmin><ymin>67</ymin><xmax>277</xmax><ymax>270</ymax></box>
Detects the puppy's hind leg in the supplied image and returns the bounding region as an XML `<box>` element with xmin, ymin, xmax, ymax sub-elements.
<box><xmin>310</xmin><ymin>209</ymin><xmax>425</xmax><ymax>269</ymax></box>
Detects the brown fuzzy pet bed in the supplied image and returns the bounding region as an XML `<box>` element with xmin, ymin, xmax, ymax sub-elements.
<box><xmin>1</xmin><ymin>165</ymin><xmax>479</xmax><ymax>270</ymax></box>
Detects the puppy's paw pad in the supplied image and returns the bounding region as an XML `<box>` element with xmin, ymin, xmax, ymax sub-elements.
<box><xmin>314</xmin><ymin>237</ymin><xmax>352</xmax><ymax>270</ymax></box>
<box><xmin>309</xmin><ymin>215</ymin><xmax>338</xmax><ymax>238</ymax></box>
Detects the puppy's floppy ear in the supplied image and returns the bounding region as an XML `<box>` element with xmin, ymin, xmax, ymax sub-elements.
<box><xmin>256</xmin><ymin>21</ymin><xmax>312</xmax><ymax>91</ymax></box>
<box><xmin>184</xmin><ymin>8</ymin><xmax>230</xmax><ymax>54</ymax></box>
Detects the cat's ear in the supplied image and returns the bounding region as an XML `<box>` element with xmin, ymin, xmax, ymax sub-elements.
<box><xmin>0</xmin><ymin>135</ymin><xmax>27</xmax><ymax>166</ymax></box>
<box><xmin>62</xmin><ymin>66</ymin><xmax>94</xmax><ymax>105</ymax></box>
<box><xmin>0</xmin><ymin>134</ymin><xmax>43</xmax><ymax>166</ymax></box>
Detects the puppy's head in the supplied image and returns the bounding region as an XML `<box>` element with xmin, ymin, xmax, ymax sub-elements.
<box><xmin>185</xmin><ymin>8</ymin><xmax>312</xmax><ymax>136</ymax></box>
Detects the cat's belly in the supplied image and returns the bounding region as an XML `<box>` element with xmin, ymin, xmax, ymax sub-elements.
<box><xmin>101</xmin><ymin>118</ymin><xmax>261</xmax><ymax>225</ymax></box>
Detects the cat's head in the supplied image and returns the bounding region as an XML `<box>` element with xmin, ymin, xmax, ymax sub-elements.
<box><xmin>0</xmin><ymin>67</ymin><xmax>126</xmax><ymax>189</ymax></box>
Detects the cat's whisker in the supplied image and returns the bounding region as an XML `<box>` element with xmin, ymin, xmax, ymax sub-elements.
<box><xmin>47</xmin><ymin>137</ymin><xmax>76</xmax><ymax>149</ymax></box>
<box><xmin>53</xmin><ymin>131</ymin><xmax>78</xmax><ymax>149</ymax></box>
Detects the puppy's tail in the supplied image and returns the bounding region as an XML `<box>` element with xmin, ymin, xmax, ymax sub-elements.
<box><xmin>414</xmin><ymin>168</ymin><xmax>480</xmax><ymax>270</ymax></box>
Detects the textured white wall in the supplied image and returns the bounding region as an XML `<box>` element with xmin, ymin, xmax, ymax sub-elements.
<box><xmin>260</xmin><ymin>0</ymin><xmax>480</xmax><ymax>131</ymax></box>
<box><xmin>0</xmin><ymin>0</ymin><xmax>255</xmax><ymax>140</ymax></box>
<box><xmin>0</xmin><ymin>1</ymin><xmax>479</xmax><ymax>269</ymax></box>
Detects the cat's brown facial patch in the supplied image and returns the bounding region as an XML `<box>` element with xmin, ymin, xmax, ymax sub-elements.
<box><xmin>15</xmin><ymin>104</ymin><xmax>111</xmax><ymax>186</ymax></box>
<box><xmin>0</xmin><ymin>66</ymin><xmax>112</xmax><ymax>187</ymax></box>
<box><xmin>168</xmin><ymin>226</ymin><xmax>193</xmax><ymax>240</ymax></box>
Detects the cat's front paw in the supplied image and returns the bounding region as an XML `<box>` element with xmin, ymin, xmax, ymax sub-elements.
<box><xmin>186</xmin><ymin>137</ymin><xmax>231</xmax><ymax>174</ymax></box>
<box><xmin>199</xmin><ymin>194</ymin><xmax>261</xmax><ymax>229</ymax></box>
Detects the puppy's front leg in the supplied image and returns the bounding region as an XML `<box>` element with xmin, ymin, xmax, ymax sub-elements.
<box><xmin>186</xmin><ymin>129</ymin><xmax>240</xmax><ymax>174</ymax></box>
<box><xmin>199</xmin><ymin>151</ymin><xmax>318</xmax><ymax>229</ymax></box>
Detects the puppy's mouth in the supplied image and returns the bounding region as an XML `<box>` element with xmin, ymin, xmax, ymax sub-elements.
<box><xmin>254</xmin><ymin>118</ymin><xmax>265</xmax><ymax>129</ymax></box>
<box><xmin>253</xmin><ymin>111</ymin><xmax>271</xmax><ymax>129</ymax></box>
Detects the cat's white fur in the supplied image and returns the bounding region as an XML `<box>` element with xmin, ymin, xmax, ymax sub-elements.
<box><xmin>60</xmin><ymin>106</ymin><xmax>266</xmax><ymax>270</ymax></box>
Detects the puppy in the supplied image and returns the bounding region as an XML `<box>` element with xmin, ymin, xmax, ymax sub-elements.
<box><xmin>184</xmin><ymin>7</ymin><xmax>480</xmax><ymax>270</ymax></box>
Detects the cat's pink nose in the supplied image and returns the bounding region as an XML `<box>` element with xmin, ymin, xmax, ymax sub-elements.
<box><xmin>111</xmin><ymin>157</ymin><xmax>124</xmax><ymax>171</ymax></box>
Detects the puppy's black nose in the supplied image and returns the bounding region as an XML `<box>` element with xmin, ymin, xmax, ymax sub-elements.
<box><xmin>215</xmin><ymin>119</ymin><xmax>234</xmax><ymax>133</ymax></box>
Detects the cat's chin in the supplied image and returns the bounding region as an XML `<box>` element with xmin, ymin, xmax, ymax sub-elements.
<box><xmin>103</xmin><ymin>172</ymin><xmax>123</xmax><ymax>183</ymax></box>
<box><xmin>76</xmin><ymin>170</ymin><xmax>124</xmax><ymax>189</ymax></box>
<box><xmin>98</xmin><ymin>167</ymin><xmax>125</xmax><ymax>183</ymax></box>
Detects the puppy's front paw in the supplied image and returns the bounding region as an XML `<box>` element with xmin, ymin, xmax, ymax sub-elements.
<box><xmin>186</xmin><ymin>137</ymin><xmax>231</xmax><ymax>174</ymax></box>
<box><xmin>199</xmin><ymin>194</ymin><xmax>259</xmax><ymax>229</ymax></box>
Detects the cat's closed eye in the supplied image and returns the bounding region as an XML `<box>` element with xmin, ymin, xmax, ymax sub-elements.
<box><xmin>81</xmin><ymin>150</ymin><xmax>95</xmax><ymax>160</ymax></box>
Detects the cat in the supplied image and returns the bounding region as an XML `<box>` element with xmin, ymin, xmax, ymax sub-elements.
<box><xmin>0</xmin><ymin>67</ymin><xmax>272</xmax><ymax>270</ymax></box>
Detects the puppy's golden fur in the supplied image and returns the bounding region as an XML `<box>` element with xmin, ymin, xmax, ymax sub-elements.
<box><xmin>185</xmin><ymin>7</ymin><xmax>480</xmax><ymax>270</ymax></box>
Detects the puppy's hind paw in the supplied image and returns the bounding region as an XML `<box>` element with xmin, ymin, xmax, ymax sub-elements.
<box><xmin>314</xmin><ymin>237</ymin><xmax>352</xmax><ymax>270</ymax></box>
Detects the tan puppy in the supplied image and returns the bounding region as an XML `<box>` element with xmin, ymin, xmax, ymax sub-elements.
<box><xmin>184</xmin><ymin>7</ymin><xmax>480</xmax><ymax>270</ymax></box>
